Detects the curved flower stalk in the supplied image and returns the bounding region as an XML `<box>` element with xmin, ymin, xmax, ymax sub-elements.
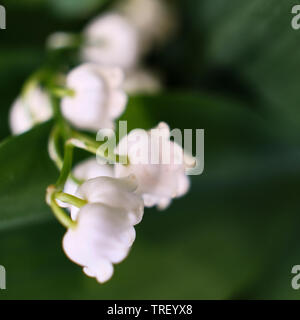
<box><xmin>115</xmin><ymin>122</ymin><xmax>192</xmax><ymax>209</ymax></box>
<box><xmin>9</xmin><ymin>85</ymin><xmax>52</xmax><ymax>135</ymax></box>
<box><xmin>81</xmin><ymin>13</ymin><xmax>139</xmax><ymax>69</ymax></box>
<box><xmin>61</xmin><ymin>63</ymin><xmax>127</xmax><ymax>131</ymax></box>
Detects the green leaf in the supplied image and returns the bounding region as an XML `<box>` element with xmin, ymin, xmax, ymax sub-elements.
<box><xmin>194</xmin><ymin>0</ymin><xmax>300</xmax><ymax>137</ymax></box>
<box><xmin>0</xmin><ymin>122</ymin><xmax>57</xmax><ymax>230</ymax></box>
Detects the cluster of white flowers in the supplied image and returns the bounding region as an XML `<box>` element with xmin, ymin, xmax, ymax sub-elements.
<box><xmin>81</xmin><ymin>0</ymin><xmax>175</xmax><ymax>93</ymax></box>
<box><xmin>58</xmin><ymin>117</ymin><xmax>192</xmax><ymax>283</ymax></box>
<box><xmin>10</xmin><ymin>0</ymin><xmax>175</xmax><ymax>135</ymax></box>
<box><xmin>60</xmin><ymin>120</ymin><xmax>191</xmax><ymax>282</ymax></box>
<box><xmin>10</xmin><ymin>0</ymin><xmax>188</xmax><ymax>284</ymax></box>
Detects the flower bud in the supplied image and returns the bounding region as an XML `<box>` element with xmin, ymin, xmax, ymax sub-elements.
<box><xmin>9</xmin><ymin>86</ymin><xmax>52</xmax><ymax>135</ymax></box>
<box><xmin>61</xmin><ymin>63</ymin><xmax>127</xmax><ymax>131</ymax></box>
<box><xmin>81</xmin><ymin>13</ymin><xmax>139</xmax><ymax>69</ymax></box>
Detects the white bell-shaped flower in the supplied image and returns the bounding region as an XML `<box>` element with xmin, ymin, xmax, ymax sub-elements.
<box><xmin>63</xmin><ymin>203</ymin><xmax>136</xmax><ymax>283</ymax></box>
<box><xmin>61</xmin><ymin>63</ymin><xmax>127</xmax><ymax>131</ymax></box>
<box><xmin>115</xmin><ymin>122</ymin><xmax>191</xmax><ymax>209</ymax></box>
<box><xmin>9</xmin><ymin>86</ymin><xmax>52</xmax><ymax>135</ymax></box>
<box><xmin>123</xmin><ymin>68</ymin><xmax>162</xmax><ymax>94</ymax></box>
<box><xmin>81</xmin><ymin>13</ymin><xmax>139</xmax><ymax>69</ymax></box>
<box><xmin>61</xmin><ymin>158</ymin><xmax>114</xmax><ymax>208</ymax></box>
<box><xmin>116</xmin><ymin>0</ymin><xmax>177</xmax><ymax>52</ymax></box>
<box><xmin>72</xmin><ymin>175</ymin><xmax>144</xmax><ymax>224</ymax></box>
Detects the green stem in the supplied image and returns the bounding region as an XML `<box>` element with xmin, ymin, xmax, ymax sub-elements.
<box><xmin>55</xmin><ymin>141</ymin><xmax>74</xmax><ymax>190</ymax></box>
<box><xmin>50</xmin><ymin>86</ymin><xmax>75</xmax><ymax>98</ymax></box>
<box><xmin>54</xmin><ymin>135</ymin><xmax>115</xmax><ymax>190</ymax></box>
<box><xmin>55</xmin><ymin>192</ymin><xmax>87</xmax><ymax>208</ymax></box>
<box><xmin>48</xmin><ymin>125</ymin><xmax>63</xmax><ymax>170</ymax></box>
<box><xmin>72</xmin><ymin>131</ymin><xmax>129</xmax><ymax>164</ymax></box>
<box><xmin>53</xmin><ymin>127</ymin><xmax>129</xmax><ymax>190</ymax></box>
<box><xmin>46</xmin><ymin>186</ymin><xmax>76</xmax><ymax>229</ymax></box>
<box><xmin>72</xmin><ymin>131</ymin><xmax>100</xmax><ymax>153</ymax></box>
<box><xmin>50</xmin><ymin>89</ymin><xmax>73</xmax><ymax>141</ymax></box>
<box><xmin>48</xmin><ymin>125</ymin><xmax>83</xmax><ymax>185</ymax></box>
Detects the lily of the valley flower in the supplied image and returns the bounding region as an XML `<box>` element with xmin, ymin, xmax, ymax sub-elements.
<box><xmin>71</xmin><ymin>175</ymin><xmax>144</xmax><ymax>223</ymax></box>
<box><xmin>61</xmin><ymin>63</ymin><xmax>127</xmax><ymax>131</ymax></box>
<box><xmin>9</xmin><ymin>86</ymin><xmax>52</xmax><ymax>135</ymax></box>
<box><xmin>63</xmin><ymin>203</ymin><xmax>136</xmax><ymax>283</ymax></box>
<box><xmin>115</xmin><ymin>122</ymin><xmax>191</xmax><ymax>209</ymax></box>
<box><xmin>61</xmin><ymin>158</ymin><xmax>114</xmax><ymax>208</ymax></box>
<box><xmin>81</xmin><ymin>13</ymin><xmax>139</xmax><ymax>69</ymax></box>
<box><xmin>63</xmin><ymin>175</ymin><xmax>144</xmax><ymax>283</ymax></box>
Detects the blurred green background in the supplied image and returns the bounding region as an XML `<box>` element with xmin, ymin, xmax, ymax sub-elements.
<box><xmin>1</xmin><ymin>0</ymin><xmax>300</xmax><ymax>299</ymax></box>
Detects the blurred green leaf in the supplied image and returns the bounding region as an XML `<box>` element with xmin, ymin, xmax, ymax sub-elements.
<box><xmin>0</xmin><ymin>122</ymin><xmax>56</xmax><ymax>230</ymax></box>
<box><xmin>47</xmin><ymin>0</ymin><xmax>109</xmax><ymax>19</ymax></box>
<box><xmin>1</xmin><ymin>0</ymin><xmax>45</xmax><ymax>9</ymax></box>
<box><xmin>193</xmin><ymin>0</ymin><xmax>300</xmax><ymax>137</ymax></box>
